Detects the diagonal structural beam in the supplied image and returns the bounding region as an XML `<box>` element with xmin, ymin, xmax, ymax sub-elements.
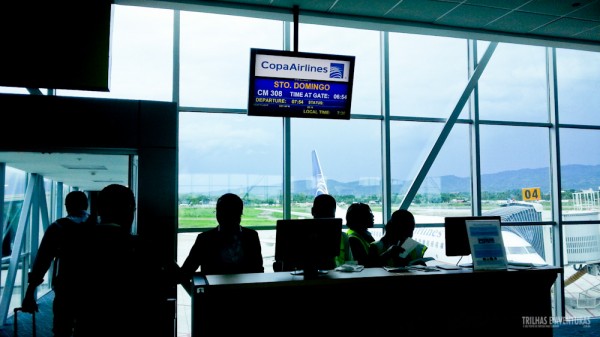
<box><xmin>0</xmin><ymin>175</ymin><xmax>36</xmax><ymax>324</ymax></box>
<box><xmin>399</xmin><ymin>42</ymin><xmax>498</xmax><ymax>210</ymax></box>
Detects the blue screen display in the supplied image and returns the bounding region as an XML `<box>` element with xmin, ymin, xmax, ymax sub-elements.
<box><xmin>248</xmin><ymin>49</ymin><xmax>354</xmax><ymax>120</ymax></box>
<box><xmin>251</xmin><ymin>78</ymin><xmax>350</xmax><ymax>119</ymax></box>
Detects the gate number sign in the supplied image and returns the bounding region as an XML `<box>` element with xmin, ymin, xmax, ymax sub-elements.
<box><xmin>522</xmin><ymin>187</ymin><xmax>541</xmax><ymax>201</ymax></box>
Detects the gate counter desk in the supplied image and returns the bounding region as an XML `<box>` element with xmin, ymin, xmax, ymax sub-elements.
<box><xmin>191</xmin><ymin>265</ymin><xmax>562</xmax><ymax>337</ymax></box>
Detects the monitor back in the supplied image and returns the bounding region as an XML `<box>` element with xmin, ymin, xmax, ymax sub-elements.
<box><xmin>275</xmin><ymin>218</ymin><xmax>342</xmax><ymax>269</ymax></box>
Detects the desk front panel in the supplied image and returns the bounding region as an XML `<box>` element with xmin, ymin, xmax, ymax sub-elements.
<box><xmin>192</xmin><ymin>267</ymin><xmax>561</xmax><ymax>336</ymax></box>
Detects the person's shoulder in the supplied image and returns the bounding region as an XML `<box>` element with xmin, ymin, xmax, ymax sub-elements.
<box><xmin>370</xmin><ymin>240</ymin><xmax>384</xmax><ymax>250</ymax></box>
<box><xmin>199</xmin><ymin>227</ymin><xmax>219</xmax><ymax>235</ymax></box>
<box><xmin>91</xmin><ymin>223</ymin><xmax>126</xmax><ymax>241</ymax></box>
<box><xmin>53</xmin><ymin>217</ymin><xmax>76</xmax><ymax>228</ymax></box>
<box><xmin>94</xmin><ymin>222</ymin><xmax>120</xmax><ymax>231</ymax></box>
<box><xmin>195</xmin><ymin>227</ymin><xmax>218</xmax><ymax>241</ymax></box>
<box><xmin>241</xmin><ymin>226</ymin><xmax>260</xmax><ymax>236</ymax></box>
<box><xmin>348</xmin><ymin>233</ymin><xmax>361</xmax><ymax>241</ymax></box>
<box><xmin>49</xmin><ymin>218</ymin><xmax>85</xmax><ymax>235</ymax></box>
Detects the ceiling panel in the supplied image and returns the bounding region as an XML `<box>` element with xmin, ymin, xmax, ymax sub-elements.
<box><xmin>435</xmin><ymin>4</ymin><xmax>511</xmax><ymax>29</ymax></box>
<box><xmin>462</xmin><ymin>0</ymin><xmax>532</xmax><ymax>10</ymax></box>
<box><xmin>326</xmin><ymin>0</ymin><xmax>403</xmax><ymax>18</ymax></box>
<box><xmin>485</xmin><ymin>11</ymin><xmax>559</xmax><ymax>33</ymax></box>
<box><xmin>535</xmin><ymin>17</ymin><xmax>600</xmax><ymax>38</ymax></box>
<box><xmin>518</xmin><ymin>0</ymin><xmax>597</xmax><ymax>16</ymax></box>
<box><xmin>197</xmin><ymin>0</ymin><xmax>600</xmax><ymax>45</ymax></box>
<box><xmin>0</xmin><ymin>152</ymin><xmax>129</xmax><ymax>192</ymax></box>
<box><xmin>569</xmin><ymin>1</ymin><xmax>600</xmax><ymax>20</ymax></box>
<box><xmin>385</xmin><ymin>0</ymin><xmax>460</xmax><ymax>22</ymax></box>
<box><xmin>6</xmin><ymin>0</ymin><xmax>600</xmax><ymax>194</ymax></box>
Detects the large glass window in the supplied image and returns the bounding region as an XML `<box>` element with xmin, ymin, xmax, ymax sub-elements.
<box><xmin>479</xmin><ymin>125</ymin><xmax>551</xmax><ymax>221</ymax></box>
<box><xmin>478</xmin><ymin>43</ymin><xmax>548</xmax><ymax>123</ymax></box>
<box><xmin>562</xmin><ymin>223</ymin><xmax>600</xmax><ymax>319</ymax></box>
<box><xmin>178</xmin><ymin>111</ymin><xmax>283</xmax><ymax>229</ymax></box>
<box><xmin>290</xmin><ymin>118</ymin><xmax>382</xmax><ymax>224</ymax></box>
<box><xmin>0</xmin><ymin>87</ymin><xmax>28</xmax><ymax>95</ymax></box>
<box><xmin>557</xmin><ymin>48</ymin><xmax>600</xmax><ymax>125</ymax></box>
<box><xmin>58</xmin><ymin>6</ymin><xmax>174</xmax><ymax>100</ymax></box>
<box><xmin>390</xmin><ymin>122</ymin><xmax>471</xmax><ymax>221</ymax></box>
<box><xmin>389</xmin><ymin>33</ymin><xmax>468</xmax><ymax>118</ymax></box>
<box><xmin>298</xmin><ymin>24</ymin><xmax>381</xmax><ymax>115</ymax></box>
<box><xmin>559</xmin><ymin>128</ymin><xmax>600</xmax><ymax>221</ymax></box>
<box><xmin>180</xmin><ymin>12</ymin><xmax>283</xmax><ymax>108</ymax></box>
<box><xmin>7</xmin><ymin>1</ymin><xmax>600</xmax><ymax>332</ymax></box>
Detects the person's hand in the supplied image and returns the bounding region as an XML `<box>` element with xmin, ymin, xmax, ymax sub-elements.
<box><xmin>385</xmin><ymin>245</ymin><xmax>404</xmax><ymax>255</ymax></box>
<box><xmin>21</xmin><ymin>293</ymin><xmax>38</xmax><ymax>313</ymax></box>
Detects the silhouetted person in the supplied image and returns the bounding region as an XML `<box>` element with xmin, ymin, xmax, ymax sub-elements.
<box><xmin>370</xmin><ymin>209</ymin><xmax>428</xmax><ymax>267</ymax></box>
<box><xmin>180</xmin><ymin>193</ymin><xmax>263</xmax><ymax>291</ymax></box>
<box><xmin>345</xmin><ymin>202</ymin><xmax>376</xmax><ymax>267</ymax></box>
<box><xmin>22</xmin><ymin>190</ymin><xmax>92</xmax><ymax>337</ymax></box>
<box><xmin>74</xmin><ymin>184</ymin><xmax>170</xmax><ymax>337</ymax></box>
<box><xmin>312</xmin><ymin>193</ymin><xmax>352</xmax><ymax>268</ymax></box>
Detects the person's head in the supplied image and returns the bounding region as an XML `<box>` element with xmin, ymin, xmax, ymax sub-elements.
<box><xmin>311</xmin><ymin>193</ymin><xmax>336</xmax><ymax>218</ymax></box>
<box><xmin>98</xmin><ymin>184</ymin><xmax>136</xmax><ymax>232</ymax></box>
<box><xmin>65</xmin><ymin>190</ymin><xmax>88</xmax><ymax>215</ymax></box>
<box><xmin>345</xmin><ymin>202</ymin><xmax>374</xmax><ymax>231</ymax></box>
<box><xmin>384</xmin><ymin>209</ymin><xmax>416</xmax><ymax>243</ymax></box>
<box><xmin>216</xmin><ymin>193</ymin><xmax>244</xmax><ymax>230</ymax></box>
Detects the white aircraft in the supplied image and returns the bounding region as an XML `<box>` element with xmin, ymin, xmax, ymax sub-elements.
<box><xmin>310</xmin><ymin>149</ymin><xmax>547</xmax><ymax>267</ymax></box>
<box><xmin>411</xmin><ymin>225</ymin><xmax>547</xmax><ymax>266</ymax></box>
<box><xmin>311</xmin><ymin>149</ymin><xmax>383</xmax><ymax>224</ymax></box>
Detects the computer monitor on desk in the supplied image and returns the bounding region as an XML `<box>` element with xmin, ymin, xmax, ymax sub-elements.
<box><xmin>275</xmin><ymin>218</ymin><xmax>342</xmax><ymax>278</ymax></box>
<box><xmin>444</xmin><ymin>215</ymin><xmax>501</xmax><ymax>259</ymax></box>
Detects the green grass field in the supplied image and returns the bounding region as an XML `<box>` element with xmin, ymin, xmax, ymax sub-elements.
<box><xmin>178</xmin><ymin>200</ymin><xmax>562</xmax><ymax>230</ymax></box>
<box><xmin>178</xmin><ymin>205</ymin><xmax>313</xmax><ymax>229</ymax></box>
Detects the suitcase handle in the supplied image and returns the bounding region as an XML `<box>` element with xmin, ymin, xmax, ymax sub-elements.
<box><xmin>13</xmin><ymin>307</ymin><xmax>36</xmax><ymax>337</ymax></box>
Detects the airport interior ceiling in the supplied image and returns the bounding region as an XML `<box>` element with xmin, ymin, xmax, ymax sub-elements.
<box><xmin>3</xmin><ymin>0</ymin><xmax>600</xmax><ymax>190</ymax></box>
<box><xmin>152</xmin><ymin>0</ymin><xmax>600</xmax><ymax>45</ymax></box>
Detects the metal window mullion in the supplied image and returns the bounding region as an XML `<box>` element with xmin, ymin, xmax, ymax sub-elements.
<box><xmin>173</xmin><ymin>10</ymin><xmax>181</xmax><ymax>105</ymax></box>
<box><xmin>381</xmin><ymin>31</ymin><xmax>392</xmax><ymax>226</ymax></box>
<box><xmin>468</xmin><ymin>39</ymin><xmax>483</xmax><ymax>216</ymax></box>
<box><xmin>282</xmin><ymin>19</ymin><xmax>292</xmax><ymax>220</ymax></box>
<box><xmin>37</xmin><ymin>176</ymin><xmax>50</xmax><ymax>233</ymax></box>
<box><xmin>547</xmin><ymin>46</ymin><xmax>565</xmax><ymax>318</ymax></box>
<box><xmin>0</xmin><ymin>174</ymin><xmax>35</xmax><ymax>324</ymax></box>
<box><xmin>0</xmin><ymin>163</ymin><xmax>5</xmax><ymax>264</ymax></box>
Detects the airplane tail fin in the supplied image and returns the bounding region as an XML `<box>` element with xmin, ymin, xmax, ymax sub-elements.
<box><xmin>312</xmin><ymin>150</ymin><xmax>329</xmax><ymax>196</ymax></box>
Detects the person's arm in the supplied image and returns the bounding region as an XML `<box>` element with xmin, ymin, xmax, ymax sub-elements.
<box><xmin>368</xmin><ymin>244</ymin><xmax>382</xmax><ymax>267</ymax></box>
<box><xmin>379</xmin><ymin>242</ymin><xmax>405</xmax><ymax>265</ymax></box>
<box><xmin>343</xmin><ymin>233</ymin><xmax>353</xmax><ymax>263</ymax></box>
<box><xmin>28</xmin><ymin>223</ymin><xmax>61</xmax><ymax>286</ymax></box>
<box><xmin>21</xmin><ymin>284</ymin><xmax>38</xmax><ymax>313</ymax></box>
<box><xmin>246</xmin><ymin>229</ymin><xmax>264</xmax><ymax>273</ymax></box>
<box><xmin>179</xmin><ymin>234</ymin><xmax>204</xmax><ymax>291</ymax></box>
<box><xmin>21</xmin><ymin>223</ymin><xmax>61</xmax><ymax>313</ymax></box>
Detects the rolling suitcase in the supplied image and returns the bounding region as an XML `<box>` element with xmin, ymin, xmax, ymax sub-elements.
<box><xmin>13</xmin><ymin>307</ymin><xmax>36</xmax><ymax>337</ymax></box>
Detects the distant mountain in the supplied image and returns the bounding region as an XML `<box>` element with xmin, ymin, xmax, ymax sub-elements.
<box><xmin>442</xmin><ymin>164</ymin><xmax>600</xmax><ymax>193</ymax></box>
<box><xmin>294</xmin><ymin>164</ymin><xmax>600</xmax><ymax>195</ymax></box>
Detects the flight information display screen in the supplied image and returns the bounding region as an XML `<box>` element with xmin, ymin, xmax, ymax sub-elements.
<box><xmin>247</xmin><ymin>48</ymin><xmax>355</xmax><ymax>120</ymax></box>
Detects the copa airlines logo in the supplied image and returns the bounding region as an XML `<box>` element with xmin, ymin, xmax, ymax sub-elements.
<box><xmin>329</xmin><ymin>63</ymin><xmax>344</xmax><ymax>79</ymax></box>
<box><xmin>255</xmin><ymin>54</ymin><xmax>349</xmax><ymax>82</ymax></box>
<box><xmin>260</xmin><ymin>61</ymin><xmax>328</xmax><ymax>74</ymax></box>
